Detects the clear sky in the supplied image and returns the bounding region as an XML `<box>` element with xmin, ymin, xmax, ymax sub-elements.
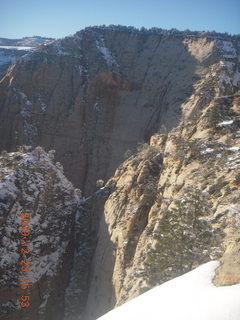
<box><xmin>0</xmin><ymin>0</ymin><xmax>239</xmax><ymax>39</ymax></box>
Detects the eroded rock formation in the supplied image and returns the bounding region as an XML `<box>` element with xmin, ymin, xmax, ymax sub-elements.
<box><xmin>0</xmin><ymin>27</ymin><xmax>240</xmax><ymax>320</ymax></box>
<box><xmin>0</xmin><ymin>27</ymin><xmax>231</xmax><ymax>195</ymax></box>
<box><xmin>0</xmin><ymin>147</ymin><xmax>79</xmax><ymax>320</ymax></box>
<box><xmin>83</xmin><ymin>35</ymin><xmax>240</xmax><ymax>319</ymax></box>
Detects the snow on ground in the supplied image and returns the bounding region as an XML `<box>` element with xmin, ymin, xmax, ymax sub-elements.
<box><xmin>218</xmin><ymin>40</ymin><xmax>237</xmax><ymax>59</ymax></box>
<box><xmin>228</xmin><ymin>154</ymin><xmax>240</xmax><ymax>170</ymax></box>
<box><xmin>52</xmin><ymin>41</ymin><xmax>70</xmax><ymax>56</ymax></box>
<box><xmin>228</xmin><ymin>146</ymin><xmax>240</xmax><ymax>152</ymax></box>
<box><xmin>0</xmin><ymin>53</ymin><xmax>16</xmax><ymax>66</ymax></box>
<box><xmin>98</xmin><ymin>261</ymin><xmax>240</xmax><ymax>320</ymax></box>
<box><xmin>0</xmin><ymin>46</ymin><xmax>33</xmax><ymax>51</ymax></box>
<box><xmin>96</xmin><ymin>36</ymin><xmax>119</xmax><ymax>67</ymax></box>
<box><xmin>0</xmin><ymin>47</ymin><xmax>33</xmax><ymax>73</ymax></box>
<box><xmin>219</xmin><ymin>61</ymin><xmax>234</xmax><ymax>70</ymax></box>
<box><xmin>200</xmin><ymin>148</ymin><xmax>214</xmax><ymax>155</ymax></box>
<box><xmin>75</xmin><ymin>65</ymin><xmax>87</xmax><ymax>75</ymax></box>
<box><xmin>217</xmin><ymin>40</ymin><xmax>239</xmax><ymax>91</ymax></box>
<box><xmin>217</xmin><ymin>120</ymin><xmax>234</xmax><ymax>127</ymax></box>
<box><xmin>0</xmin><ymin>38</ymin><xmax>52</xmax><ymax>72</ymax></box>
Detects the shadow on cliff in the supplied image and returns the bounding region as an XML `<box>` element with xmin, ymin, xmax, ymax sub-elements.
<box><xmin>82</xmin><ymin>217</ymin><xmax>116</xmax><ymax>320</ymax></box>
<box><xmin>0</xmin><ymin>33</ymin><xmax>214</xmax><ymax>197</ymax></box>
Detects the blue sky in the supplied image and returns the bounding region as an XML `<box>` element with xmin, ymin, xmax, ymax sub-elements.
<box><xmin>0</xmin><ymin>0</ymin><xmax>239</xmax><ymax>39</ymax></box>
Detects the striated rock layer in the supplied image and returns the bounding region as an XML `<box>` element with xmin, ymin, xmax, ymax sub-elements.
<box><xmin>83</xmin><ymin>36</ymin><xmax>240</xmax><ymax>319</ymax></box>
<box><xmin>0</xmin><ymin>27</ymin><xmax>232</xmax><ymax>194</ymax></box>
<box><xmin>0</xmin><ymin>27</ymin><xmax>240</xmax><ymax>320</ymax></box>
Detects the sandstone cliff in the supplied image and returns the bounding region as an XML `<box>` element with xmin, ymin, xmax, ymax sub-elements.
<box><xmin>0</xmin><ymin>27</ymin><xmax>233</xmax><ymax>195</ymax></box>
<box><xmin>0</xmin><ymin>27</ymin><xmax>240</xmax><ymax>320</ymax></box>
<box><xmin>0</xmin><ymin>37</ymin><xmax>53</xmax><ymax>74</ymax></box>
<box><xmin>83</xmin><ymin>36</ymin><xmax>240</xmax><ymax>319</ymax></box>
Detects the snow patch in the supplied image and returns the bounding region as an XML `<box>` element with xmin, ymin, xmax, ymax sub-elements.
<box><xmin>0</xmin><ymin>46</ymin><xmax>33</xmax><ymax>51</ymax></box>
<box><xmin>200</xmin><ymin>148</ymin><xmax>214</xmax><ymax>155</ymax></box>
<box><xmin>218</xmin><ymin>40</ymin><xmax>237</xmax><ymax>58</ymax></box>
<box><xmin>228</xmin><ymin>146</ymin><xmax>240</xmax><ymax>152</ymax></box>
<box><xmin>75</xmin><ymin>65</ymin><xmax>86</xmax><ymax>75</ymax></box>
<box><xmin>52</xmin><ymin>41</ymin><xmax>70</xmax><ymax>56</ymax></box>
<box><xmin>219</xmin><ymin>61</ymin><xmax>234</xmax><ymax>70</ymax></box>
<box><xmin>93</xmin><ymin>102</ymin><xmax>101</xmax><ymax>112</ymax></box>
<box><xmin>96</xmin><ymin>37</ymin><xmax>118</xmax><ymax>67</ymax></box>
<box><xmin>217</xmin><ymin>120</ymin><xmax>233</xmax><ymax>127</ymax></box>
<box><xmin>98</xmin><ymin>261</ymin><xmax>240</xmax><ymax>320</ymax></box>
<box><xmin>228</xmin><ymin>154</ymin><xmax>240</xmax><ymax>169</ymax></box>
<box><xmin>0</xmin><ymin>53</ymin><xmax>16</xmax><ymax>68</ymax></box>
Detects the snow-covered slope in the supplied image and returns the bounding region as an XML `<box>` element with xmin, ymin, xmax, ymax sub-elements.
<box><xmin>0</xmin><ymin>36</ymin><xmax>53</xmax><ymax>75</ymax></box>
<box><xmin>98</xmin><ymin>261</ymin><xmax>240</xmax><ymax>320</ymax></box>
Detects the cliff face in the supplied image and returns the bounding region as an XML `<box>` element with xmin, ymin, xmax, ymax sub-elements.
<box><xmin>0</xmin><ymin>37</ymin><xmax>53</xmax><ymax>74</ymax></box>
<box><xmin>83</xmin><ymin>38</ymin><xmax>240</xmax><ymax>319</ymax></box>
<box><xmin>0</xmin><ymin>28</ymin><xmax>225</xmax><ymax>195</ymax></box>
<box><xmin>0</xmin><ymin>27</ymin><xmax>240</xmax><ymax>320</ymax></box>
<box><xmin>0</xmin><ymin>147</ymin><xmax>80</xmax><ymax>320</ymax></box>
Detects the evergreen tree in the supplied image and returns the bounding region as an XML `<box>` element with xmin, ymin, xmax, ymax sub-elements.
<box><xmin>144</xmin><ymin>188</ymin><xmax>221</xmax><ymax>286</ymax></box>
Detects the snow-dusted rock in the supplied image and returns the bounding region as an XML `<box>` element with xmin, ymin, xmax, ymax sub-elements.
<box><xmin>0</xmin><ymin>147</ymin><xmax>79</xmax><ymax>319</ymax></box>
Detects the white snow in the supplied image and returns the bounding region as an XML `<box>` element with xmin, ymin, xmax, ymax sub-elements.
<box><xmin>219</xmin><ymin>60</ymin><xmax>234</xmax><ymax>70</ymax></box>
<box><xmin>93</xmin><ymin>102</ymin><xmax>101</xmax><ymax>111</ymax></box>
<box><xmin>0</xmin><ymin>53</ymin><xmax>16</xmax><ymax>67</ymax></box>
<box><xmin>0</xmin><ymin>46</ymin><xmax>33</xmax><ymax>51</ymax></box>
<box><xmin>37</xmin><ymin>96</ymin><xmax>48</xmax><ymax>112</ymax></box>
<box><xmin>228</xmin><ymin>153</ymin><xmax>240</xmax><ymax>169</ymax></box>
<box><xmin>28</xmin><ymin>241</ymin><xmax>69</xmax><ymax>282</ymax></box>
<box><xmin>19</xmin><ymin>91</ymin><xmax>27</xmax><ymax>99</ymax></box>
<box><xmin>52</xmin><ymin>41</ymin><xmax>70</xmax><ymax>56</ymax></box>
<box><xmin>200</xmin><ymin>148</ymin><xmax>214</xmax><ymax>155</ymax></box>
<box><xmin>218</xmin><ymin>41</ymin><xmax>237</xmax><ymax>58</ymax></box>
<box><xmin>41</xmin><ymin>103</ymin><xmax>47</xmax><ymax>112</ymax></box>
<box><xmin>98</xmin><ymin>261</ymin><xmax>240</xmax><ymax>320</ymax></box>
<box><xmin>217</xmin><ymin>120</ymin><xmax>233</xmax><ymax>127</ymax></box>
<box><xmin>217</xmin><ymin>40</ymin><xmax>239</xmax><ymax>91</ymax></box>
<box><xmin>0</xmin><ymin>148</ymin><xmax>77</xmax><ymax>290</ymax></box>
<box><xmin>228</xmin><ymin>146</ymin><xmax>240</xmax><ymax>152</ymax></box>
<box><xmin>96</xmin><ymin>37</ymin><xmax>118</xmax><ymax>67</ymax></box>
<box><xmin>75</xmin><ymin>65</ymin><xmax>86</xmax><ymax>75</ymax></box>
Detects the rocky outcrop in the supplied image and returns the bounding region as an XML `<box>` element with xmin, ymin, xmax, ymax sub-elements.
<box><xmin>83</xmin><ymin>41</ymin><xmax>240</xmax><ymax>318</ymax></box>
<box><xmin>0</xmin><ymin>27</ymin><xmax>233</xmax><ymax>195</ymax></box>
<box><xmin>0</xmin><ymin>37</ymin><xmax>52</xmax><ymax>74</ymax></box>
<box><xmin>0</xmin><ymin>27</ymin><xmax>240</xmax><ymax>320</ymax></box>
<box><xmin>0</xmin><ymin>147</ymin><xmax>79</xmax><ymax>320</ymax></box>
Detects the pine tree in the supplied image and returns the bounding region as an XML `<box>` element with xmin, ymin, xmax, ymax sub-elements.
<box><xmin>144</xmin><ymin>188</ymin><xmax>220</xmax><ymax>286</ymax></box>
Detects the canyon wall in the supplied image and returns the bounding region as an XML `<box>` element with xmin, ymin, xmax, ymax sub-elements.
<box><xmin>0</xmin><ymin>27</ymin><xmax>239</xmax><ymax>320</ymax></box>
<box><xmin>0</xmin><ymin>28</ymin><xmax>223</xmax><ymax>194</ymax></box>
<box><xmin>0</xmin><ymin>147</ymin><xmax>79</xmax><ymax>320</ymax></box>
<box><xmin>83</xmin><ymin>35</ymin><xmax>240</xmax><ymax>319</ymax></box>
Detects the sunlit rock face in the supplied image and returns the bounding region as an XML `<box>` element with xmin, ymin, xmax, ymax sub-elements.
<box><xmin>0</xmin><ymin>36</ymin><xmax>53</xmax><ymax>74</ymax></box>
<box><xmin>1</xmin><ymin>27</ymin><xmax>234</xmax><ymax>195</ymax></box>
<box><xmin>0</xmin><ymin>26</ymin><xmax>239</xmax><ymax>320</ymax></box>
<box><xmin>82</xmin><ymin>33</ymin><xmax>240</xmax><ymax>319</ymax></box>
